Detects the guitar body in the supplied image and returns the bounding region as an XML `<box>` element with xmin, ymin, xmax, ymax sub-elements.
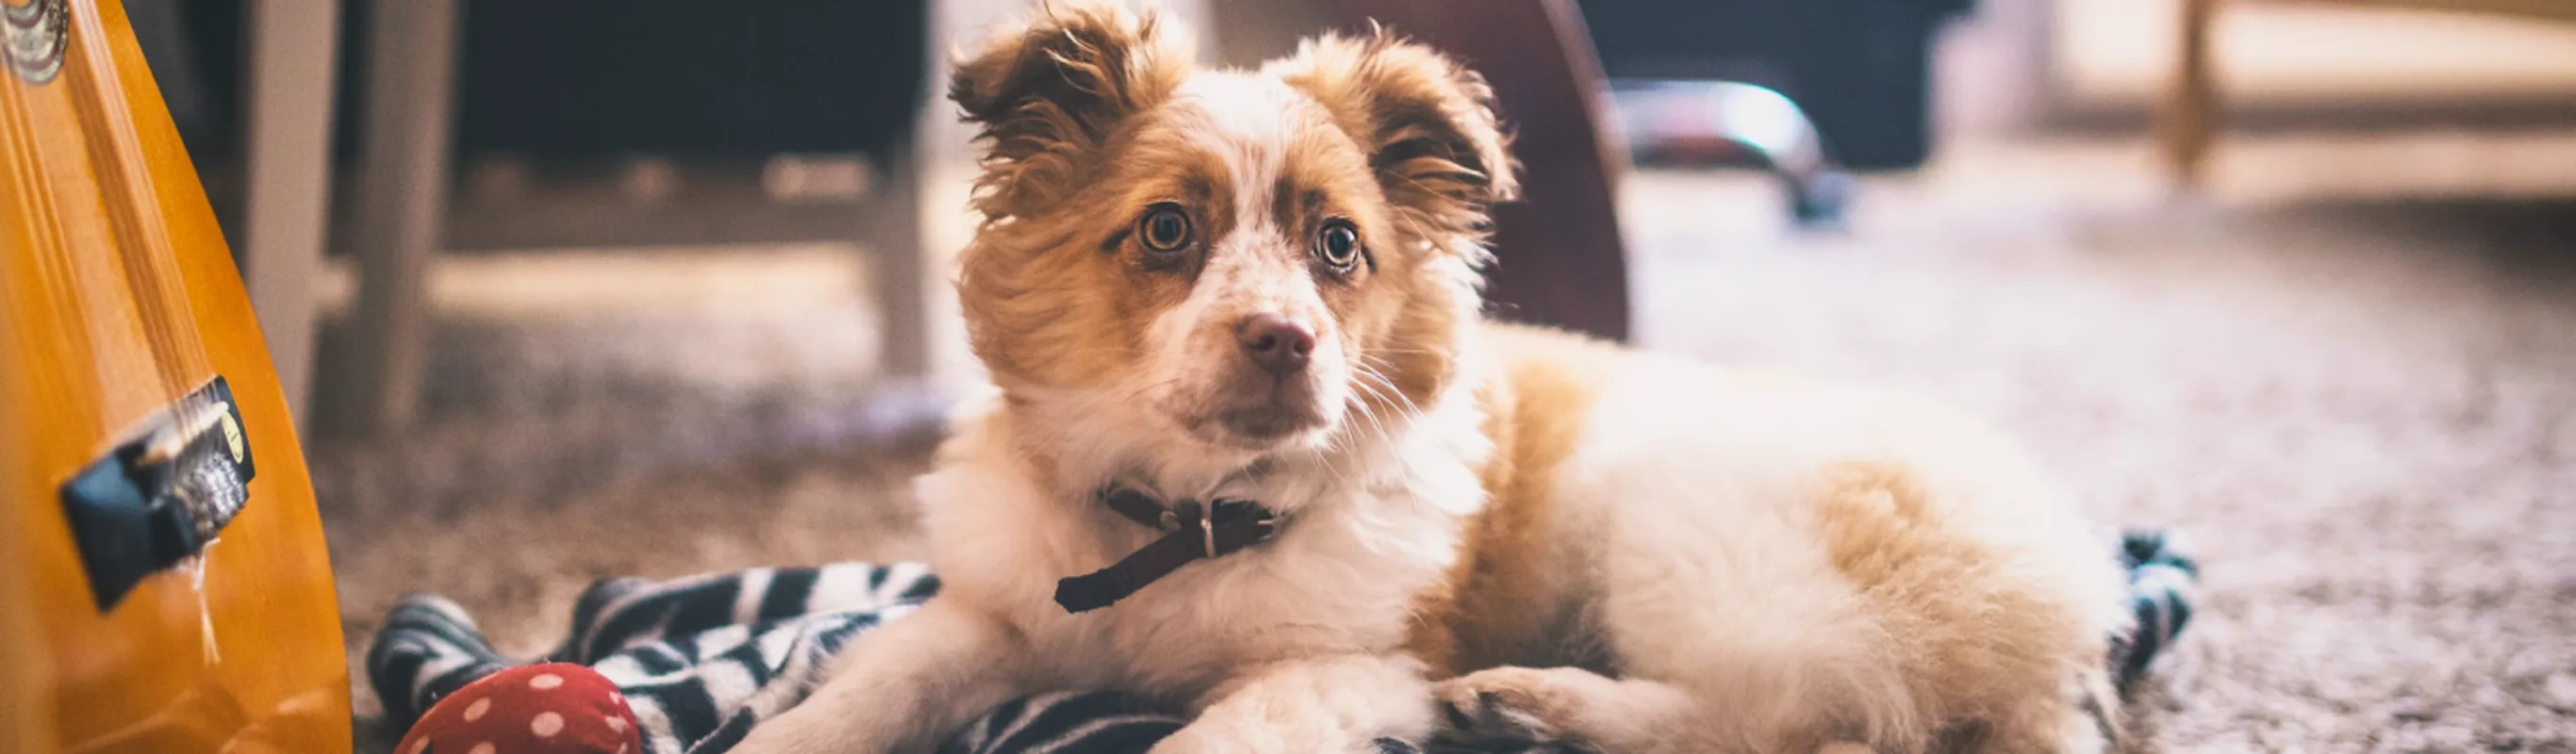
<box><xmin>2</xmin><ymin>0</ymin><xmax>352</xmax><ymax>751</ymax></box>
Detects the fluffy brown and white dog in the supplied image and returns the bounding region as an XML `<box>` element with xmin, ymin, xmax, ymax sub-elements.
<box><xmin>734</xmin><ymin>6</ymin><xmax>2130</xmax><ymax>753</ymax></box>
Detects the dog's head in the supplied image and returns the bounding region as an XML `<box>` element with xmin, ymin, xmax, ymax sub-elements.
<box><xmin>950</xmin><ymin>6</ymin><xmax>1512</xmax><ymax>467</ymax></box>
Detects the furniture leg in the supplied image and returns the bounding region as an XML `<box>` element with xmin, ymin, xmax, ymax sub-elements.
<box><xmin>865</xmin><ymin>140</ymin><xmax>930</xmax><ymax>384</ymax></box>
<box><xmin>2161</xmin><ymin>0</ymin><xmax>2221</xmax><ymax>189</ymax></box>
<box><xmin>320</xmin><ymin>0</ymin><xmax>457</xmax><ymax>436</ymax></box>
<box><xmin>240</xmin><ymin>0</ymin><xmax>339</xmax><ymax>428</ymax></box>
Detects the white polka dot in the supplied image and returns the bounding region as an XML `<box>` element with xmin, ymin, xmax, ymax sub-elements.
<box><xmin>529</xmin><ymin>673</ymin><xmax>565</xmax><ymax>690</ymax></box>
<box><xmin>610</xmin><ymin>692</ymin><xmax>622</xmax><ymax>704</ymax></box>
<box><xmin>409</xmin><ymin>738</ymin><xmax>432</xmax><ymax>754</ymax></box>
<box><xmin>605</xmin><ymin>716</ymin><xmax>627</xmax><ymax>733</ymax></box>
<box><xmin>531</xmin><ymin>711</ymin><xmax>566</xmax><ymax>737</ymax></box>
<box><xmin>462</xmin><ymin>697</ymin><xmax>491</xmax><ymax>722</ymax></box>
<box><xmin>615</xmin><ymin>746</ymin><xmax>627</xmax><ymax>754</ymax></box>
<box><xmin>469</xmin><ymin>744</ymin><xmax>495</xmax><ymax>754</ymax></box>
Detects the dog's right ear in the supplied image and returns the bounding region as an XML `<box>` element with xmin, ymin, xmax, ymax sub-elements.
<box><xmin>1266</xmin><ymin>30</ymin><xmax>1515</xmax><ymax>254</ymax></box>
<box><xmin>950</xmin><ymin>5</ymin><xmax>1186</xmax><ymax>220</ymax></box>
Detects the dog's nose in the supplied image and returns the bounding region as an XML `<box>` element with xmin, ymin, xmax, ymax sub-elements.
<box><xmin>1236</xmin><ymin>313</ymin><xmax>1315</xmax><ymax>374</ymax></box>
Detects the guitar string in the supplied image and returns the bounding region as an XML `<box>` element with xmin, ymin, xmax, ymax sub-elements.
<box><xmin>52</xmin><ymin>4</ymin><xmax>228</xmax><ymax>664</ymax></box>
<box><xmin>61</xmin><ymin>7</ymin><xmax>214</xmax><ymax>397</ymax></box>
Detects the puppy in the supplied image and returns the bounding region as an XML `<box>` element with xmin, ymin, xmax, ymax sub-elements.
<box><xmin>734</xmin><ymin>6</ymin><xmax>2130</xmax><ymax>753</ymax></box>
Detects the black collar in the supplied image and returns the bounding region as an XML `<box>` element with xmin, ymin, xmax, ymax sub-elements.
<box><xmin>1052</xmin><ymin>486</ymin><xmax>1280</xmax><ymax>614</ymax></box>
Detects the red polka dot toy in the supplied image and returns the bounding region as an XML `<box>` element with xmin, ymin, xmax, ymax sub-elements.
<box><xmin>394</xmin><ymin>664</ymin><xmax>643</xmax><ymax>754</ymax></box>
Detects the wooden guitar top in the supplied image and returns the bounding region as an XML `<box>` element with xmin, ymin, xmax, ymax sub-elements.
<box><xmin>3</xmin><ymin>0</ymin><xmax>353</xmax><ymax>750</ymax></box>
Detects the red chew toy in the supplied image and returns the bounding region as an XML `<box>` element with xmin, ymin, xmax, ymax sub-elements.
<box><xmin>395</xmin><ymin>663</ymin><xmax>642</xmax><ymax>754</ymax></box>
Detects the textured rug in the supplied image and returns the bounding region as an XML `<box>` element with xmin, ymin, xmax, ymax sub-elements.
<box><xmin>317</xmin><ymin>141</ymin><xmax>2576</xmax><ymax>751</ymax></box>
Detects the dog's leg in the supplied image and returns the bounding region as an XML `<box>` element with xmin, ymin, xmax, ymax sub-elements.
<box><xmin>1434</xmin><ymin>664</ymin><xmax>2113</xmax><ymax>754</ymax></box>
<box><xmin>729</xmin><ymin>601</ymin><xmax>1027</xmax><ymax>754</ymax></box>
<box><xmin>1148</xmin><ymin>653</ymin><xmax>1434</xmax><ymax>753</ymax></box>
<box><xmin>1951</xmin><ymin>665</ymin><xmax>2117</xmax><ymax>754</ymax></box>
<box><xmin>1435</xmin><ymin>667</ymin><xmax>1896</xmax><ymax>754</ymax></box>
<box><xmin>1432</xmin><ymin>665</ymin><xmax>1709</xmax><ymax>752</ymax></box>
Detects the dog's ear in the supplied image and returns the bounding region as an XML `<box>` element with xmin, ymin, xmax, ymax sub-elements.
<box><xmin>950</xmin><ymin>5</ymin><xmax>1187</xmax><ymax>220</ymax></box>
<box><xmin>1269</xmin><ymin>31</ymin><xmax>1517</xmax><ymax>246</ymax></box>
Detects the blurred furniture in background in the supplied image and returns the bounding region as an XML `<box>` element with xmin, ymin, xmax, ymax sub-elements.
<box><xmin>321</xmin><ymin>0</ymin><xmax>454</xmax><ymax>438</ymax></box>
<box><xmin>2160</xmin><ymin>0</ymin><xmax>2576</xmax><ymax>187</ymax></box>
<box><xmin>1578</xmin><ymin>0</ymin><xmax>1978</xmax><ymax>172</ymax></box>
<box><xmin>1610</xmin><ymin>79</ymin><xmax>1853</xmax><ymax>226</ymax></box>
<box><xmin>330</xmin><ymin>0</ymin><xmax>933</xmax><ymax>436</ymax></box>
<box><xmin>239</xmin><ymin>0</ymin><xmax>338</xmax><ymax>431</ymax></box>
<box><xmin>166</xmin><ymin>0</ymin><xmax>936</xmax><ymax>436</ymax></box>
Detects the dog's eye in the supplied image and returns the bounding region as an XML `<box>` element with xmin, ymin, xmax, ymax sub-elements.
<box><xmin>1139</xmin><ymin>205</ymin><xmax>1193</xmax><ymax>254</ymax></box>
<box><xmin>1315</xmin><ymin>220</ymin><xmax>1361</xmax><ymax>271</ymax></box>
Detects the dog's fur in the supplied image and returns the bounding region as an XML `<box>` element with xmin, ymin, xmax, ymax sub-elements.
<box><xmin>733</xmin><ymin>7</ymin><xmax>2129</xmax><ymax>753</ymax></box>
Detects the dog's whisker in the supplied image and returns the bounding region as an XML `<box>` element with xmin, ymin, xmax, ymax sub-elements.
<box><xmin>1344</xmin><ymin>377</ymin><xmax>1400</xmax><ymax>441</ymax></box>
<box><xmin>1375</xmin><ymin>371</ymin><xmax>1428</xmax><ymax>422</ymax></box>
<box><xmin>1352</xmin><ymin>364</ymin><xmax>1425</xmax><ymax>425</ymax></box>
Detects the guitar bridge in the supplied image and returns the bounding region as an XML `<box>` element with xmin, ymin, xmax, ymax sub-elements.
<box><xmin>58</xmin><ymin>376</ymin><xmax>257</xmax><ymax>612</ymax></box>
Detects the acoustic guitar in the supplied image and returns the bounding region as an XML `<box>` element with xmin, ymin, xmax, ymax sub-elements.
<box><xmin>2</xmin><ymin>0</ymin><xmax>352</xmax><ymax>750</ymax></box>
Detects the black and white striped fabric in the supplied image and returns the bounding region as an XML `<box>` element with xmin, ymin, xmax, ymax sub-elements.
<box><xmin>368</xmin><ymin>530</ymin><xmax>2197</xmax><ymax>753</ymax></box>
<box><xmin>371</xmin><ymin>564</ymin><xmax>935</xmax><ymax>754</ymax></box>
<box><xmin>2111</xmin><ymin>528</ymin><xmax>2198</xmax><ymax>693</ymax></box>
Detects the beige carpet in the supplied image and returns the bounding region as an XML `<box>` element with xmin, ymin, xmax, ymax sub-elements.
<box><xmin>319</xmin><ymin>135</ymin><xmax>2576</xmax><ymax>750</ymax></box>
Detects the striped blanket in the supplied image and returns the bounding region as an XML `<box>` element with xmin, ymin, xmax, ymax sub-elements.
<box><xmin>368</xmin><ymin>530</ymin><xmax>2197</xmax><ymax>753</ymax></box>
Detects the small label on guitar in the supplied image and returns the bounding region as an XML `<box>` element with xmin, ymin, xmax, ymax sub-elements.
<box><xmin>58</xmin><ymin>376</ymin><xmax>257</xmax><ymax>613</ymax></box>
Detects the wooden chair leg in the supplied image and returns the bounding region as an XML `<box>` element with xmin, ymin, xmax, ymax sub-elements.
<box><xmin>866</xmin><ymin>140</ymin><xmax>931</xmax><ymax>384</ymax></box>
<box><xmin>321</xmin><ymin>0</ymin><xmax>458</xmax><ymax>437</ymax></box>
<box><xmin>240</xmin><ymin>0</ymin><xmax>340</xmax><ymax>429</ymax></box>
<box><xmin>2161</xmin><ymin>0</ymin><xmax>2221</xmax><ymax>189</ymax></box>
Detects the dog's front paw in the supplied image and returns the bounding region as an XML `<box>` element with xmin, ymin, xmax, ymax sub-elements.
<box><xmin>1432</xmin><ymin>667</ymin><xmax>1589</xmax><ymax>746</ymax></box>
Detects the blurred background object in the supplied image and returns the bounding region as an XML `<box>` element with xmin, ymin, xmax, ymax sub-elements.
<box><xmin>157</xmin><ymin>0</ymin><xmax>939</xmax><ymax>438</ymax></box>
<box><xmin>2153</xmin><ymin>0</ymin><xmax>2576</xmax><ymax>186</ymax></box>
<box><xmin>107</xmin><ymin>0</ymin><xmax>2576</xmax><ymax>749</ymax></box>
<box><xmin>1582</xmin><ymin>0</ymin><xmax>1975</xmax><ymax>171</ymax></box>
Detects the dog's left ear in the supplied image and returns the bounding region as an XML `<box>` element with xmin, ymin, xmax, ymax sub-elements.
<box><xmin>1269</xmin><ymin>31</ymin><xmax>1517</xmax><ymax>245</ymax></box>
